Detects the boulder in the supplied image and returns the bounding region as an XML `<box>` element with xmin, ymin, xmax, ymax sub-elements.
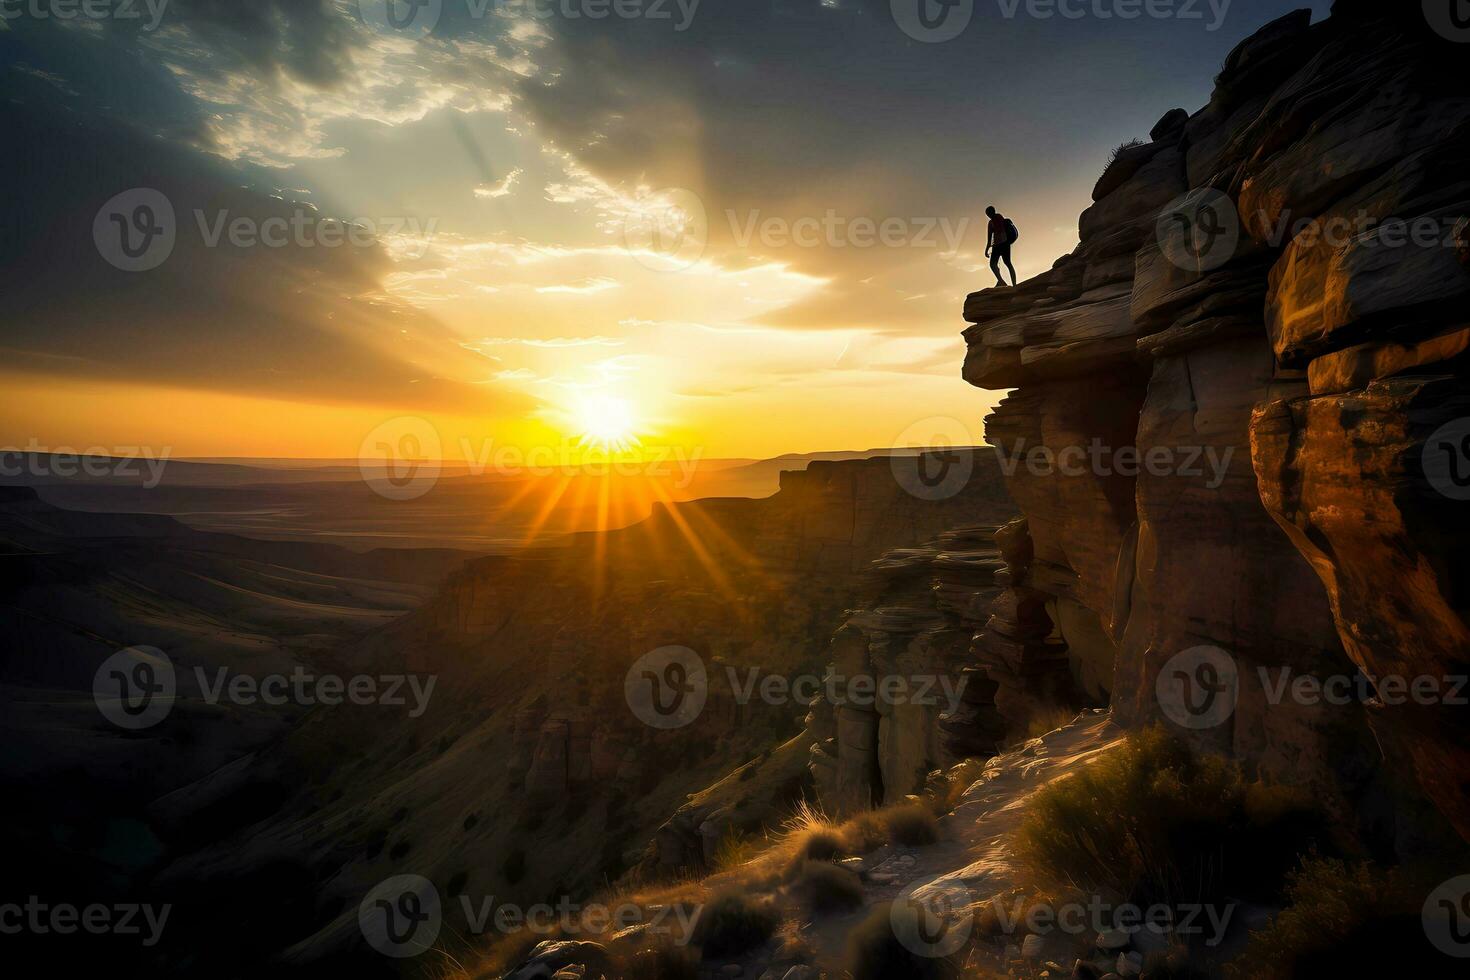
<box><xmin>1149</xmin><ymin>108</ymin><xmax>1189</xmax><ymax>143</ymax></box>
<box><xmin>507</xmin><ymin>941</ymin><xmax>612</xmax><ymax>980</ymax></box>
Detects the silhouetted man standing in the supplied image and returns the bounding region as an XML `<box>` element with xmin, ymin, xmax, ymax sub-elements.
<box><xmin>986</xmin><ymin>206</ymin><xmax>1018</xmax><ymax>288</ymax></box>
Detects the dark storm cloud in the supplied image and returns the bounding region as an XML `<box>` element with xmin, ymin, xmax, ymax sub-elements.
<box><xmin>160</xmin><ymin>0</ymin><xmax>356</xmax><ymax>86</ymax></box>
<box><xmin>0</xmin><ymin>14</ymin><xmax>529</xmax><ymax>413</ymax></box>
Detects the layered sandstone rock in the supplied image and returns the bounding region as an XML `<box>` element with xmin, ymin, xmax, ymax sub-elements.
<box><xmin>961</xmin><ymin>5</ymin><xmax>1470</xmax><ymax>841</ymax></box>
<box><xmin>802</xmin><ymin>521</ymin><xmax>1092</xmax><ymax>817</ymax></box>
<box><xmin>970</xmin><ymin>519</ymin><xmax>1086</xmax><ymax>733</ymax></box>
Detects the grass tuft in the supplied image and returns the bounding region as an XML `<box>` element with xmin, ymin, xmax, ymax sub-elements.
<box><xmin>883</xmin><ymin>803</ymin><xmax>941</xmax><ymax>847</ymax></box>
<box><xmin>1109</xmin><ymin>137</ymin><xmax>1146</xmax><ymax>162</ymax></box>
<box><xmin>779</xmin><ymin>798</ymin><xmax>848</xmax><ymax>875</ymax></box>
<box><xmin>845</xmin><ymin>903</ymin><xmax>958</xmax><ymax>980</ymax></box>
<box><xmin>795</xmin><ymin>860</ymin><xmax>866</xmax><ymax>915</ymax></box>
<box><xmin>1023</xmin><ymin>705</ymin><xmax>1077</xmax><ymax>741</ymax></box>
<box><xmin>712</xmin><ymin>832</ymin><xmax>762</xmax><ymax>872</ymax></box>
<box><xmin>691</xmin><ymin>889</ymin><xmax>779</xmax><ymax>959</ymax></box>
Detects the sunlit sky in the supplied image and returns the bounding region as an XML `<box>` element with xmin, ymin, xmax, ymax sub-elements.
<box><xmin>0</xmin><ymin>0</ymin><xmax>1327</xmax><ymax>462</ymax></box>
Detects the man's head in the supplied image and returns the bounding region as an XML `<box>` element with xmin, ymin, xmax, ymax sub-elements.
<box><xmin>986</xmin><ymin>206</ymin><xmax>997</xmax><ymax>218</ymax></box>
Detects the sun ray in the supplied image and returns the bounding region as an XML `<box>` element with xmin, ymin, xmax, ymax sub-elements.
<box><xmin>650</xmin><ymin>473</ymin><xmax>770</xmax><ymax>582</ymax></box>
<box><xmin>592</xmin><ymin>474</ymin><xmax>612</xmax><ymax>600</ymax></box>
<box><xmin>642</xmin><ymin>478</ymin><xmax>741</xmax><ymax>599</ymax></box>
<box><xmin>516</xmin><ymin>474</ymin><xmax>575</xmax><ymax>547</ymax></box>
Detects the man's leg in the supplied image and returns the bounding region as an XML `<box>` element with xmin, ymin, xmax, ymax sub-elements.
<box><xmin>1002</xmin><ymin>251</ymin><xmax>1017</xmax><ymax>287</ymax></box>
<box><xmin>990</xmin><ymin>252</ymin><xmax>1006</xmax><ymax>287</ymax></box>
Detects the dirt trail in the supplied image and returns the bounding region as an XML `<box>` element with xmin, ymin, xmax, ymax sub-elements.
<box><xmin>799</xmin><ymin>711</ymin><xmax>1125</xmax><ymax>971</ymax></box>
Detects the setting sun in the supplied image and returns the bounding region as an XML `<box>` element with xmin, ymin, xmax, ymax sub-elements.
<box><xmin>573</xmin><ymin>394</ymin><xmax>642</xmax><ymax>454</ymax></box>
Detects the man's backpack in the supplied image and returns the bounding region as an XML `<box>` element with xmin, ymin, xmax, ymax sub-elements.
<box><xmin>1005</xmin><ymin>218</ymin><xmax>1020</xmax><ymax>244</ymax></box>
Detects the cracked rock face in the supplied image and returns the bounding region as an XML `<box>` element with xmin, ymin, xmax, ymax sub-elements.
<box><xmin>810</xmin><ymin>527</ymin><xmax>1009</xmax><ymax>816</ymax></box>
<box><xmin>960</xmin><ymin>6</ymin><xmax>1470</xmax><ymax>843</ymax></box>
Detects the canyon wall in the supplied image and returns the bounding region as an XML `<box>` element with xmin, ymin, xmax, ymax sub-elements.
<box><xmin>962</xmin><ymin>3</ymin><xmax>1470</xmax><ymax>843</ymax></box>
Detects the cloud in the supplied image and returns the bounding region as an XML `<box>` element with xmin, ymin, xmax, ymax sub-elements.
<box><xmin>470</xmin><ymin>337</ymin><xmax>626</xmax><ymax>348</ymax></box>
<box><xmin>124</xmin><ymin>1</ymin><xmax>543</xmax><ymax>167</ymax></box>
<box><xmin>474</xmin><ymin>167</ymin><xmax>523</xmax><ymax>199</ymax></box>
<box><xmin>535</xmin><ymin>276</ymin><xmax>621</xmax><ymax>295</ymax></box>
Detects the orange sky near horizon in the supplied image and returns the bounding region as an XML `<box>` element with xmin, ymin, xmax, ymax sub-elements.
<box><xmin>0</xmin><ymin>367</ymin><xmax>1003</xmax><ymax>463</ymax></box>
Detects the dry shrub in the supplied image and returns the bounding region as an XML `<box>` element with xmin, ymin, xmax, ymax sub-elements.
<box><xmin>1015</xmin><ymin>727</ymin><xmax>1322</xmax><ymax>913</ymax></box>
<box><xmin>1230</xmin><ymin>858</ymin><xmax>1445</xmax><ymax>978</ymax></box>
